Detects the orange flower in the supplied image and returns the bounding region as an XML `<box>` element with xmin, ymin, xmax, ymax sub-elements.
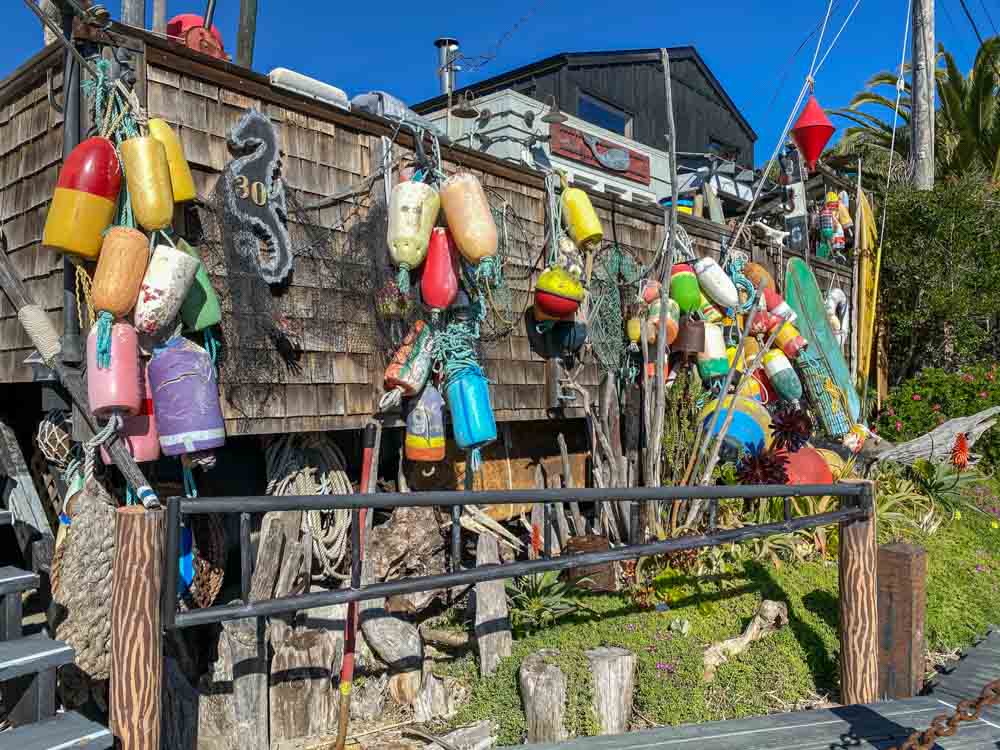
<box><xmin>530</xmin><ymin>524</ymin><xmax>542</xmax><ymax>555</ymax></box>
<box><xmin>951</xmin><ymin>432</ymin><xmax>970</xmax><ymax>471</ymax></box>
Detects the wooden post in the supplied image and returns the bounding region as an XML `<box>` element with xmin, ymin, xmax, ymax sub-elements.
<box><xmin>121</xmin><ymin>0</ymin><xmax>145</xmax><ymax>28</ymax></box>
<box><xmin>237</xmin><ymin>0</ymin><xmax>259</xmax><ymax>69</ymax></box>
<box><xmin>838</xmin><ymin>480</ymin><xmax>878</xmax><ymax>706</ymax></box>
<box><xmin>110</xmin><ymin>506</ymin><xmax>164</xmax><ymax>750</ymax></box>
<box><xmin>911</xmin><ymin>0</ymin><xmax>935</xmax><ymax>190</ymax></box>
<box><xmin>877</xmin><ymin>543</ymin><xmax>927</xmax><ymax>699</ymax></box>
<box><xmin>152</xmin><ymin>0</ymin><xmax>167</xmax><ymax>33</ymax></box>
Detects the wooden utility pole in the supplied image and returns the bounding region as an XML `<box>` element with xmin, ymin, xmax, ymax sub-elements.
<box><xmin>911</xmin><ymin>0</ymin><xmax>935</xmax><ymax>189</ymax></box>
<box><xmin>152</xmin><ymin>0</ymin><xmax>167</xmax><ymax>33</ymax></box>
<box><xmin>237</xmin><ymin>0</ymin><xmax>259</xmax><ymax>69</ymax></box>
<box><xmin>121</xmin><ymin>0</ymin><xmax>145</xmax><ymax>28</ymax></box>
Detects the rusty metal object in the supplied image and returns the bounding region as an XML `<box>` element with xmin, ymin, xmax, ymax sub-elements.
<box><xmin>889</xmin><ymin>679</ymin><xmax>1000</xmax><ymax>750</ymax></box>
<box><xmin>563</xmin><ymin>535</ymin><xmax>617</xmax><ymax>592</ymax></box>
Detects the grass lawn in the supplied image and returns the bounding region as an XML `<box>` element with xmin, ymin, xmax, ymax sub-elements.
<box><xmin>437</xmin><ymin>505</ymin><xmax>1000</xmax><ymax>745</ymax></box>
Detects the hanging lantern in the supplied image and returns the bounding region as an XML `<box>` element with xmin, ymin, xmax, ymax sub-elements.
<box><xmin>43</xmin><ymin>137</ymin><xmax>121</xmax><ymax>260</ymax></box>
<box><xmin>421</xmin><ymin>228</ymin><xmax>459</xmax><ymax>314</ymax></box>
<box><xmin>534</xmin><ymin>266</ymin><xmax>584</xmax><ymax>320</ymax></box>
<box><xmin>387</xmin><ymin>181</ymin><xmax>439</xmax><ymax>292</ymax></box>
<box><xmin>790</xmin><ymin>95</ymin><xmax>835</xmax><ymax>172</ymax></box>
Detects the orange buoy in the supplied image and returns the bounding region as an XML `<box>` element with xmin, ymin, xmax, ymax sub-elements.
<box><xmin>92</xmin><ymin>227</ymin><xmax>150</xmax><ymax>318</ymax></box>
<box><xmin>43</xmin><ymin>137</ymin><xmax>121</xmax><ymax>260</ymax></box>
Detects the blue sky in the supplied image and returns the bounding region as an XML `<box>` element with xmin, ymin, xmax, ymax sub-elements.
<box><xmin>3</xmin><ymin>1</ymin><xmax>990</xmax><ymax>166</ymax></box>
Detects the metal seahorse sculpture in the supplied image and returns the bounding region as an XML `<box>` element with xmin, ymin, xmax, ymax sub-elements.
<box><xmin>218</xmin><ymin>108</ymin><xmax>293</xmax><ymax>285</ymax></box>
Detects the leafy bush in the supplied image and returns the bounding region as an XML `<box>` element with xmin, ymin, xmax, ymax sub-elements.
<box><xmin>505</xmin><ymin>571</ymin><xmax>593</xmax><ymax>637</ymax></box>
<box><xmin>880</xmin><ymin>177</ymin><xmax>1000</xmax><ymax>379</ymax></box>
<box><xmin>876</xmin><ymin>362</ymin><xmax>1000</xmax><ymax>471</ymax></box>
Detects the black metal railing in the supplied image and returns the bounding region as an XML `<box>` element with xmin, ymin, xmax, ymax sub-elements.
<box><xmin>161</xmin><ymin>482</ymin><xmax>873</xmax><ymax>630</ymax></box>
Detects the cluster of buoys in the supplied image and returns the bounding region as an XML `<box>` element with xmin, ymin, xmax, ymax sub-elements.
<box><xmin>44</xmin><ymin>121</ymin><xmax>224</xmax><ymax>465</ymax></box>
<box><xmin>382</xmin><ymin>170</ymin><xmax>501</xmax><ymax>464</ymax></box>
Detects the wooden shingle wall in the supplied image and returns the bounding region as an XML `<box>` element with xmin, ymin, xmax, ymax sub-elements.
<box><xmin>0</xmin><ymin>53</ymin><xmax>64</xmax><ymax>383</ymax></box>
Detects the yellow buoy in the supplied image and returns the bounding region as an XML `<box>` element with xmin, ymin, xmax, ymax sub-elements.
<box><xmin>120</xmin><ymin>136</ymin><xmax>174</xmax><ymax>231</ymax></box>
<box><xmin>148</xmin><ymin>119</ymin><xmax>196</xmax><ymax>203</ymax></box>
<box><xmin>561</xmin><ymin>187</ymin><xmax>603</xmax><ymax>251</ymax></box>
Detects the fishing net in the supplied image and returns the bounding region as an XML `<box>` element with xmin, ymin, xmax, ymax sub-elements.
<box><xmin>589</xmin><ymin>243</ymin><xmax>645</xmax><ymax>380</ymax></box>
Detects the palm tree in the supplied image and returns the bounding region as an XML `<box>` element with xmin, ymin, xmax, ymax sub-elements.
<box><xmin>830</xmin><ymin>38</ymin><xmax>1000</xmax><ymax>181</ymax></box>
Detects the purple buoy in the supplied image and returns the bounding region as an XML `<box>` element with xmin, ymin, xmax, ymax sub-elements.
<box><xmin>147</xmin><ymin>337</ymin><xmax>225</xmax><ymax>456</ymax></box>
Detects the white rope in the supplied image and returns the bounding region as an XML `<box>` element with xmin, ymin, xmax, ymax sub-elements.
<box><xmin>83</xmin><ymin>414</ymin><xmax>122</xmax><ymax>482</ymax></box>
<box><xmin>814</xmin><ymin>0</ymin><xmax>865</xmax><ymax>75</ymax></box>
<box><xmin>266</xmin><ymin>433</ymin><xmax>353</xmax><ymax>581</ymax></box>
<box><xmin>18</xmin><ymin>304</ymin><xmax>61</xmax><ymax>362</ymax></box>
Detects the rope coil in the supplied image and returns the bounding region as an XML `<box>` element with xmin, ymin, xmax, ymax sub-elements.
<box><xmin>18</xmin><ymin>304</ymin><xmax>61</xmax><ymax>362</ymax></box>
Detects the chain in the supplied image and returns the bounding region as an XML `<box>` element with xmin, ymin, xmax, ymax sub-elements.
<box><xmin>888</xmin><ymin>679</ymin><xmax>1000</xmax><ymax>750</ymax></box>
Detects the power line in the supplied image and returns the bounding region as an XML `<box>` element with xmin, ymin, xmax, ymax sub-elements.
<box><xmin>979</xmin><ymin>0</ymin><xmax>998</xmax><ymax>35</ymax></box>
<box><xmin>957</xmin><ymin>0</ymin><xmax>986</xmax><ymax>43</ymax></box>
<box><xmin>767</xmin><ymin>0</ymin><xmax>845</xmax><ymax>108</ymax></box>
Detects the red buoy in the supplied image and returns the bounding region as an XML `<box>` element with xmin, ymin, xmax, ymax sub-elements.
<box><xmin>791</xmin><ymin>95</ymin><xmax>835</xmax><ymax>171</ymax></box>
<box><xmin>421</xmin><ymin>228</ymin><xmax>459</xmax><ymax>313</ymax></box>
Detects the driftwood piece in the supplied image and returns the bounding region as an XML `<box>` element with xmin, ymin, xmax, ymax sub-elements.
<box><xmin>367</xmin><ymin>506</ymin><xmax>447</xmax><ymax>613</ymax></box>
<box><xmin>197</xmin><ymin>617</ymin><xmax>268</xmax><ymax>750</ymax></box>
<box><xmin>585</xmin><ymin>647</ymin><xmax>636</xmax><ymax>735</ymax></box>
<box><xmin>249</xmin><ymin>511</ymin><xmax>301</xmax><ymax>603</ymax></box>
<box><xmin>388</xmin><ymin>670</ymin><xmax>423</xmax><ymax>707</ymax></box>
<box><xmin>0</xmin><ymin>417</ymin><xmax>54</xmax><ymax>571</ymax></box>
<box><xmin>864</xmin><ymin>406</ymin><xmax>1000</xmax><ymax>466</ymax></box>
<box><xmin>556</xmin><ymin>433</ymin><xmax>586</xmax><ymax>535</ymax></box>
<box><xmin>269</xmin><ymin>541</ymin><xmax>305</xmax><ymax>643</ymax></box>
<box><xmin>475</xmin><ymin>534</ymin><xmax>511</xmax><ymax>677</ymax></box>
<box><xmin>420</xmin><ymin>625</ymin><xmax>471</xmax><ymax>649</ymax></box>
<box><xmin>269</xmin><ymin>628</ymin><xmax>340</xmax><ymax>745</ymax></box>
<box><xmin>350</xmin><ymin>672</ymin><xmax>387</xmax><ymax>721</ymax></box>
<box><xmin>519</xmin><ymin>650</ymin><xmax>567</xmax><ymax>743</ymax></box>
<box><xmin>413</xmin><ymin>673</ymin><xmax>466</xmax><ymax>722</ymax></box>
<box><xmin>703</xmin><ymin>600</ymin><xmax>788</xmax><ymax>682</ymax></box>
<box><xmin>425</xmin><ymin>720</ymin><xmax>497</xmax><ymax>750</ymax></box>
<box><xmin>161</xmin><ymin>657</ymin><xmax>198</xmax><ymax>750</ymax></box>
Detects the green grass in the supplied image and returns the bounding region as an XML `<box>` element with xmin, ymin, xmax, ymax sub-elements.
<box><xmin>437</xmin><ymin>510</ymin><xmax>1000</xmax><ymax>745</ymax></box>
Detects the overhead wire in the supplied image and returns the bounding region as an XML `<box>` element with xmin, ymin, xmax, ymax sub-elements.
<box><xmin>958</xmin><ymin>0</ymin><xmax>987</xmax><ymax>42</ymax></box>
<box><xmin>980</xmin><ymin>0</ymin><xmax>999</xmax><ymax>34</ymax></box>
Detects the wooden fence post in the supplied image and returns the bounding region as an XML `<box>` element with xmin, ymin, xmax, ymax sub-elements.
<box><xmin>110</xmin><ymin>506</ymin><xmax>164</xmax><ymax>750</ymax></box>
<box><xmin>839</xmin><ymin>480</ymin><xmax>878</xmax><ymax>705</ymax></box>
<box><xmin>877</xmin><ymin>543</ymin><xmax>927</xmax><ymax>699</ymax></box>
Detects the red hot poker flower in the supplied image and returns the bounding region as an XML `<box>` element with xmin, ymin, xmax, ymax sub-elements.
<box><xmin>952</xmin><ymin>432</ymin><xmax>970</xmax><ymax>471</ymax></box>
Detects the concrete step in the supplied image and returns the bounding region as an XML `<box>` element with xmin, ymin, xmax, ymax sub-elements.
<box><xmin>0</xmin><ymin>637</ymin><xmax>73</xmax><ymax>682</ymax></box>
<box><xmin>0</xmin><ymin>711</ymin><xmax>113</xmax><ymax>749</ymax></box>
<box><xmin>0</xmin><ymin>567</ymin><xmax>39</xmax><ymax>597</ymax></box>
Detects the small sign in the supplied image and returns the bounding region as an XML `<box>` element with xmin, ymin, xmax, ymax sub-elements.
<box><xmin>549</xmin><ymin>122</ymin><xmax>651</xmax><ymax>185</ymax></box>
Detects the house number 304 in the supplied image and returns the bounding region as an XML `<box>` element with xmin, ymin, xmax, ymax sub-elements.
<box><xmin>233</xmin><ymin>175</ymin><xmax>268</xmax><ymax>206</ymax></box>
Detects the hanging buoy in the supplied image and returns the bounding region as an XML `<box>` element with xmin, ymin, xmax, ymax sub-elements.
<box><xmin>382</xmin><ymin>321</ymin><xmax>434</xmax><ymax>407</ymax></box>
<box><xmin>693</xmin><ymin>257</ymin><xmax>739</xmax><ymax>309</ymax></box>
<box><xmin>646</xmin><ymin>358</ymin><xmax>670</xmax><ymax>382</ymax></box>
<box><xmin>405</xmin><ymin>384</ymin><xmax>446</xmax><ymax>462</ymax></box>
<box><xmin>87</xmin><ymin>322</ymin><xmax>141</xmax><ymax>417</ymax></box>
<box><xmin>447</xmin><ymin>366</ymin><xmax>497</xmax><ymax>451</ymax></box>
<box><xmin>148</xmin><ymin>337</ymin><xmax>226</xmax><ymax>456</ymax></box>
<box><xmin>669</xmin><ymin>263</ymin><xmax>701</xmax><ymax>314</ymax></box>
<box><xmin>790</xmin><ymin>95</ymin><xmax>835</xmax><ymax>172</ymax></box>
<box><xmin>120</xmin><ymin>136</ymin><xmax>175</xmax><ymax>231</ymax></box>
<box><xmin>134</xmin><ymin>244</ymin><xmax>200</xmax><ymax>336</ymax></box>
<box><xmin>92</xmin><ymin>227</ymin><xmax>149</xmax><ymax>318</ymax></box>
<box><xmin>697</xmin><ymin>323</ymin><xmax>728</xmax><ymax>381</ymax></box>
<box><xmin>178</xmin><ymin>239</ymin><xmax>222</xmax><ymax>332</ymax></box>
<box><xmin>727</xmin><ymin>346</ymin><xmax>762</xmax><ymax>401</ymax></box>
<box><xmin>387</xmin><ymin>180</ymin><xmax>439</xmax><ymax>292</ymax></box>
<box><xmin>673</xmin><ymin>316</ymin><xmax>705</xmax><ymax>354</ymax></box>
<box><xmin>101</xmin><ymin>372</ymin><xmax>159</xmax><ymax>464</ymax></box>
<box><xmin>698</xmin><ymin>291</ymin><xmax>725</xmax><ymax>325</ymax></box>
<box><xmin>743</xmin><ymin>262</ymin><xmax>774</xmax><ymax>292</ymax></box>
<box><xmin>638</xmin><ymin>279</ymin><xmax>661</xmax><ymax>305</ymax></box>
<box><xmin>626</xmin><ymin>316</ymin><xmax>645</xmax><ymax>346</ymax></box>
<box><xmin>774</xmin><ymin>321</ymin><xmax>808</xmax><ymax>359</ymax></box>
<box><xmin>439</xmin><ymin>172</ymin><xmax>497</xmax><ymax>264</ymax></box>
<box><xmin>421</xmin><ymin>228</ymin><xmax>459</xmax><ymax>313</ymax></box>
<box><xmin>534</xmin><ymin>266</ymin><xmax>584</xmax><ymax>320</ymax></box>
<box><xmin>751</xmin><ymin>309</ymin><xmax>783</xmax><ymax>336</ymax></box>
<box><xmin>762</xmin><ymin>286</ymin><xmax>796</xmax><ymax>324</ymax></box>
<box><xmin>561</xmin><ymin>186</ymin><xmax>603</xmax><ymax>251</ymax></box>
<box><xmin>762</xmin><ymin>349</ymin><xmax>803</xmax><ymax>402</ymax></box>
<box><xmin>147</xmin><ymin>118</ymin><xmax>196</xmax><ymax>203</ymax></box>
<box><xmin>700</xmin><ymin>395</ymin><xmax>773</xmax><ymax>457</ymax></box>
<box><xmin>43</xmin><ymin>137</ymin><xmax>121</xmax><ymax>260</ymax></box>
<box><xmin>647</xmin><ymin>298</ymin><xmax>680</xmax><ymax>345</ymax></box>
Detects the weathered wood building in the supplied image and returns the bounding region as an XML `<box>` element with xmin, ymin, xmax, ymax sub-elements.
<box><xmin>0</xmin><ymin>27</ymin><xmax>853</xmax><ymax>447</ymax></box>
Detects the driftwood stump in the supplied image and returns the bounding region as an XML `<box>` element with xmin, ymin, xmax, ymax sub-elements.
<box><xmin>413</xmin><ymin>673</ymin><xmax>466</xmax><ymax>722</ymax></box>
<box><xmin>197</xmin><ymin>617</ymin><xmax>268</xmax><ymax>750</ymax></box>
<box><xmin>703</xmin><ymin>600</ymin><xmax>788</xmax><ymax>682</ymax></box>
<box><xmin>269</xmin><ymin>628</ymin><xmax>340</xmax><ymax>745</ymax></box>
<box><xmin>425</xmin><ymin>720</ymin><xmax>497</xmax><ymax>750</ymax></box>
<box><xmin>585</xmin><ymin>646</ymin><xmax>636</xmax><ymax>734</ymax></box>
<box><xmin>475</xmin><ymin>534</ymin><xmax>511</xmax><ymax>677</ymax></box>
<box><xmin>519</xmin><ymin>650</ymin><xmax>567</xmax><ymax>743</ymax></box>
<box><xmin>863</xmin><ymin>406</ymin><xmax>1000</xmax><ymax>466</ymax></box>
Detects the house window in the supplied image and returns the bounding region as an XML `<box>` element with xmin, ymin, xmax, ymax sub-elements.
<box><xmin>577</xmin><ymin>92</ymin><xmax>633</xmax><ymax>137</ymax></box>
<box><xmin>708</xmin><ymin>138</ymin><xmax>739</xmax><ymax>162</ymax></box>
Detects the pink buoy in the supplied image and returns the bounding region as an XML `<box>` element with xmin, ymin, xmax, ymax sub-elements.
<box><xmin>101</xmin><ymin>372</ymin><xmax>159</xmax><ymax>464</ymax></box>
<box><xmin>87</xmin><ymin>322</ymin><xmax>141</xmax><ymax>418</ymax></box>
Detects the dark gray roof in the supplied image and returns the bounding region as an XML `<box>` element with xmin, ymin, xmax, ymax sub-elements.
<box><xmin>410</xmin><ymin>47</ymin><xmax>756</xmax><ymax>141</ymax></box>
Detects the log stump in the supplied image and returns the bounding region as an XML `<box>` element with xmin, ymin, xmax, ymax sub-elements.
<box><xmin>475</xmin><ymin>534</ymin><xmax>511</xmax><ymax>677</ymax></box>
<box><xmin>585</xmin><ymin>646</ymin><xmax>636</xmax><ymax>734</ymax></box>
<box><xmin>519</xmin><ymin>650</ymin><xmax>567</xmax><ymax>743</ymax></box>
<box><xmin>269</xmin><ymin>628</ymin><xmax>340</xmax><ymax>745</ymax></box>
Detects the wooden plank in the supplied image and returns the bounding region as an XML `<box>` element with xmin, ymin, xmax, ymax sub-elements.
<box><xmin>0</xmin><ymin>416</ymin><xmax>54</xmax><ymax>571</ymax></box>
<box><xmin>878</xmin><ymin>543</ymin><xmax>926</xmax><ymax>699</ymax></box>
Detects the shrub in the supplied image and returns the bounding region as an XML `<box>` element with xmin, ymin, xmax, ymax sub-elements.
<box><xmin>876</xmin><ymin>362</ymin><xmax>1000</xmax><ymax>471</ymax></box>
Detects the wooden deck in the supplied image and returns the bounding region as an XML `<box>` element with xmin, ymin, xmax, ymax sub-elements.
<box><xmin>511</xmin><ymin>629</ymin><xmax>1000</xmax><ymax>749</ymax></box>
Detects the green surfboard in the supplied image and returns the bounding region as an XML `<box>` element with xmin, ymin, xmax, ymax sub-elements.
<box><xmin>784</xmin><ymin>257</ymin><xmax>862</xmax><ymax>424</ymax></box>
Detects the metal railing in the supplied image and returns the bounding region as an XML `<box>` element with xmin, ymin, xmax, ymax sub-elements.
<box><xmin>161</xmin><ymin>482</ymin><xmax>873</xmax><ymax>630</ymax></box>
